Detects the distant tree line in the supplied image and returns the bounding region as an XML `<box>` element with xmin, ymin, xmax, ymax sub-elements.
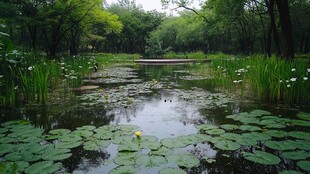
<box><xmin>0</xmin><ymin>0</ymin><xmax>309</xmax><ymax>59</ymax></box>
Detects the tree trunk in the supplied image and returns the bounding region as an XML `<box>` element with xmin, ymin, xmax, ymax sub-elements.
<box><xmin>275</xmin><ymin>0</ymin><xmax>294</xmax><ymax>59</ymax></box>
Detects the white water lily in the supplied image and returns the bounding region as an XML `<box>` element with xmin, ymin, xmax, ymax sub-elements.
<box><xmin>291</xmin><ymin>68</ymin><xmax>296</xmax><ymax>72</ymax></box>
<box><xmin>61</xmin><ymin>62</ymin><xmax>65</xmax><ymax>66</ymax></box>
<box><xmin>79</xmin><ymin>66</ymin><xmax>82</xmax><ymax>68</ymax></box>
<box><xmin>28</xmin><ymin>66</ymin><xmax>33</xmax><ymax>71</ymax></box>
<box><xmin>290</xmin><ymin>78</ymin><xmax>297</xmax><ymax>82</ymax></box>
<box><xmin>307</xmin><ymin>68</ymin><xmax>310</xmax><ymax>73</ymax></box>
<box><xmin>279</xmin><ymin>80</ymin><xmax>283</xmax><ymax>83</ymax></box>
<box><xmin>287</xmin><ymin>84</ymin><xmax>291</xmax><ymax>88</ymax></box>
<box><xmin>303</xmin><ymin>77</ymin><xmax>308</xmax><ymax>80</ymax></box>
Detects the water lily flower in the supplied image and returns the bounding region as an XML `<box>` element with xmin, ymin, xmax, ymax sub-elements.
<box><xmin>238</xmin><ymin>80</ymin><xmax>243</xmax><ymax>83</ymax></box>
<box><xmin>287</xmin><ymin>84</ymin><xmax>291</xmax><ymax>88</ymax></box>
<box><xmin>233</xmin><ymin>80</ymin><xmax>238</xmax><ymax>83</ymax></box>
<box><xmin>61</xmin><ymin>62</ymin><xmax>65</xmax><ymax>66</ymax></box>
<box><xmin>307</xmin><ymin>68</ymin><xmax>310</xmax><ymax>73</ymax></box>
<box><xmin>134</xmin><ymin>131</ymin><xmax>142</xmax><ymax>138</ymax></box>
<box><xmin>28</xmin><ymin>66</ymin><xmax>33</xmax><ymax>71</ymax></box>
<box><xmin>279</xmin><ymin>80</ymin><xmax>283</xmax><ymax>83</ymax></box>
<box><xmin>79</xmin><ymin>66</ymin><xmax>82</xmax><ymax>68</ymax></box>
<box><xmin>303</xmin><ymin>77</ymin><xmax>308</xmax><ymax>80</ymax></box>
<box><xmin>237</xmin><ymin>73</ymin><xmax>241</xmax><ymax>76</ymax></box>
<box><xmin>290</xmin><ymin>78</ymin><xmax>297</xmax><ymax>82</ymax></box>
<box><xmin>0</xmin><ymin>75</ymin><xmax>3</xmax><ymax>78</ymax></box>
<box><xmin>291</xmin><ymin>68</ymin><xmax>296</xmax><ymax>72</ymax></box>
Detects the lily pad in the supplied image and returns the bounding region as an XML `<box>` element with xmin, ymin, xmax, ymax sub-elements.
<box><xmin>159</xmin><ymin>168</ymin><xmax>187</xmax><ymax>174</ymax></box>
<box><xmin>250</xmin><ymin>110</ymin><xmax>272</xmax><ymax>116</ymax></box>
<box><xmin>235</xmin><ymin>138</ymin><xmax>257</xmax><ymax>146</ymax></box>
<box><xmin>206</xmin><ymin>129</ymin><xmax>225</xmax><ymax>135</ymax></box>
<box><xmin>239</xmin><ymin>118</ymin><xmax>260</xmax><ymax>124</ymax></box>
<box><xmin>213</xmin><ymin>139</ymin><xmax>241</xmax><ymax>151</ymax></box>
<box><xmin>242</xmin><ymin>132</ymin><xmax>271</xmax><ymax>141</ymax></box>
<box><xmin>296</xmin><ymin>112</ymin><xmax>310</xmax><ymax>121</ymax></box>
<box><xmin>0</xmin><ymin>144</ymin><xmax>15</xmax><ymax>156</ymax></box>
<box><xmin>83</xmin><ymin>140</ymin><xmax>110</xmax><ymax>151</ymax></box>
<box><xmin>149</xmin><ymin>147</ymin><xmax>173</xmax><ymax>156</ymax></box>
<box><xmin>55</xmin><ymin>141</ymin><xmax>82</xmax><ymax>149</ymax></box>
<box><xmin>58</xmin><ymin>134</ymin><xmax>82</xmax><ymax>142</ymax></box>
<box><xmin>297</xmin><ymin>160</ymin><xmax>310</xmax><ymax>171</ymax></box>
<box><xmin>290</xmin><ymin>119</ymin><xmax>310</xmax><ymax>127</ymax></box>
<box><xmin>76</xmin><ymin>125</ymin><xmax>96</xmax><ymax>131</ymax></box>
<box><xmin>239</xmin><ymin>125</ymin><xmax>261</xmax><ymax>131</ymax></box>
<box><xmin>288</xmin><ymin>131</ymin><xmax>310</xmax><ymax>140</ymax></box>
<box><xmin>264</xmin><ymin>141</ymin><xmax>296</xmax><ymax>151</ymax></box>
<box><xmin>196</xmin><ymin>124</ymin><xmax>218</xmax><ymax>131</ymax></box>
<box><xmin>281</xmin><ymin>150</ymin><xmax>310</xmax><ymax>160</ymax></box>
<box><xmin>0</xmin><ymin>162</ymin><xmax>21</xmax><ymax>174</ymax></box>
<box><xmin>109</xmin><ymin>166</ymin><xmax>138</xmax><ymax>174</ymax></box>
<box><xmin>221</xmin><ymin>133</ymin><xmax>242</xmax><ymax>141</ymax></box>
<box><xmin>161</xmin><ymin>137</ymin><xmax>187</xmax><ymax>148</ymax></box>
<box><xmin>25</xmin><ymin>161</ymin><xmax>62</xmax><ymax>174</ymax></box>
<box><xmin>135</xmin><ymin>155</ymin><xmax>167</xmax><ymax>168</ymax></box>
<box><xmin>293</xmin><ymin>140</ymin><xmax>310</xmax><ymax>151</ymax></box>
<box><xmin>72</xmin><ymin>130</ymin><xmax>94</xmax><ymax>138</ymax></box>
<box><xmin>118</xmin><ymin>140</ymin><xmax>140</xmax><ymax>152</ymax></box>
<box><xmin>263</xmin><ymin>130</ymin><xmax>287</xmax><ymax>138</ymax></box>
<box><xmin>4</xmin><ymin>151</ymin><xmax>41</xmax><ymax>162</ymax></box>
<box><xmin>0</xmin><ymin>128</ymin><xmax>8</xmax><ymax>134</ymax></box>
<box><xmin>49</xmin><ymin>129</ymin><xmax>71</xmax><ymax>135</ymax></box>
<box><xmin>220</xmin><ymin>124</ymin><xmax>239</xmax><ymax>130</ymax></box>
<box><xmin>242</xmin><ymin>150</ymin><xmax>281</xmax><ymax>165</ymax></box>
<box><xmin>42</xmin><ymin>148</ymin><xmax>72</xmax><ymax>161</ymax></box>
<box><xmin>279</xmin><ymin>170</ymin><xmax>302</xmax><ymax>174</ymax></box>
<box><xmin>114</xmin><ymin>152</ymin><xmax>139</xmax><ymax>166</ymax></box>
<box><xmin>166</xmin><ymin>154</ymin><xmax>199</xmax><ymax>168</ymax></box>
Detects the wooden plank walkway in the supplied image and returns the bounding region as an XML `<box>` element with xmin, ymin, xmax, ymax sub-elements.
<box><xmin>134</xmin><ymin>59</ymin><xmax>211</xmax><ymax>64</ymax></box>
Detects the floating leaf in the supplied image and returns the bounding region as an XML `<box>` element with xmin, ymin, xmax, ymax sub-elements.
<box><xmin>239</xmin><ymin>125</ymin><xmax>261</xmax><ymax>131</ymax></box>
<box><xmin>135</xmin><ymin>155</ymin><xmax>167</xmax><ymax>168</ymax></box>
<box><xmin>235</xmin><ymin>138</ymin><xmax>257</xmax><ymax>146</ymax></box>
<box><xmin>250</xmin><ymin>110</ymin><xmax>272</xmax><ymax>116</ymax></box>
<box><xmin>161</xmin><ymin>137</ymin><xmax>187</xmax><ymax>148</ymax></box>
<box><xmin>213</xmin><ymin>139</ymin><xmax>241</xmax><ymax>151</ymax></box>
<box><xmin>0</xmin><ymin>144</ymin><xmax>15</xmax><ymax>156</ymax></box>
<box><xmin>220</xmin><ymin>124</ymin><xmax>239</xmax><ymax>130</ymax></box>
<box><xmin>264</xmin><ymin>141</ymin><xmax>296</xmax><ymax>151</ymax></box>
<box><xmin>296</xmin><ymin>112</ymin><xmax>310</xmax><ymax>121</ymax></box>
<box><xmin>42</xmin><ymin>148</ymin><xmax>72</xmax><ymax>161</ymax></box>
<box><xmin>221</xmin><ymin>133</ymin><xmax>242</xmax><ymax>141</ymax></box>
<box><xmin>0</xmin><ymin>128</ymin><xmax>8</xmax><ymax>134</ymax></box>
<box><xmin>140</xmin><ymin>140</ymin><xmax>161</xmax><ymax>150</ymax></box>
<box><xmin>293</xmin><ymin>140</ymin><xmax>310</xmax><ymax>151</ymax></box>
<box><xmin>0</xmin><ymin>162</ymin><xmax>19</xmax><ymax>174</ymax></box>
<box><xmin>25</xmin><ymin>161</ymin><xmax>62</xmax><ymax>174</ymax></box>
<box><xmin>114</xmin><ymin>152</ymin><xmax>139</xmax><ymax>166</ymax></box>
<box><xmin>159</xmin><ymin>168</ymin><xmax>187</xmax><ymax>174</ymax></box>
<box><xmin>58</xmin><ymin>134</ymin><xmax>82</xmax><ymax>142</ymax></box>
<box><xmin>72</xmin><ymin>130</ymin><xmax>94</xmax><ymax>138</ymax></box>
<box><xmin>297</xmin><ymin>160</ymin><xmax>310</xmax><ymax>171</ymax></box>
<box><xmin>76</xmin><ymin>125</ymin><xmax>96</xmax><ymax>131</ymax></box>
<box><xmin>149</xmin><ymin>147</ymin><xmax>173</xmax><ymax>156</ymax></box>
<box><xmin>281</xmin><ymin>150</ymin><xmax>310</xmax><ymax>160</ymax></box>
<box><xmin>239</xmin><ymin>118</ymin><xmax>260</xmax><ymax>124</ymax></box>
<box><xmin>5</xmin><ymin>151</ymin><xmax>41</xmax><ymax>162</ymax></box>
<box><xmin>290</xmin><ymin>119</ymin><xmax>310</xmax><ymax>127</ymax></box>
<box><xmin>109</xmin><ymin>166</ymin><xmax>138</xmax><ymax>174</ymax></box>
<box><xmin>166</xmin><ymin>154</ymin><xmax>199</xmax><ymax>168</ymax></box>
<box><xmin>196</xmin><ymin>124</ymin><xmax>218</xmax><ymax>131</ymax></box>
<box><xmin>83</xmin><ymin>140</ymin><xmax>110</xmax><ymax>151</ymax></box>
<box><xmin>242</xmin><ymin>151</ymin><xmax>280</xmax><ymax>165</ymax></box>
<box><xmin>206</xmin><ymin>129</ymin><xmax>225</xmax><ymax>135</ymax></box>
<box><xmin>49</xmin><ymin>129</ymin><xmax>71</xmax><ymax>135</ymax></box>
<box><xmin>263</xmin><ymin>130</ymin><xmax>287</xmax><ymax>138</ymax></box>
<box><xmin>288</xmin><ymin>131</ymin><xmax>310</xmax><ymax>140</ymax></box>
<box><xmin>242</xmin><ymin>132</ymin><xmax>271</xmax><ymax>141</ymax></box>
<box><xmin>118</xmin><ymin>139</ymin><xmax>140</xmax><ymax>152</ymax></box>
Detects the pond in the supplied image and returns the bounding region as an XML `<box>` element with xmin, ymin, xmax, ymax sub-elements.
<box><xmin>0</xmin><ymin>63</ymin><xmax>310</xmax><ymax>174</ymax></box>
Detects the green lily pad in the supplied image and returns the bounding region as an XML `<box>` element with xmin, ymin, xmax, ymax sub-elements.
<box><xmin>140</xmin><ymin>140</ymin><xmax>161</xmax><ymax>150</ymax></box>
<box><xmin>0</xmin><ymin>128</ymin><xmax>8</xmax><ymax>134</ymax></box>
<box><xmin>55</xmin><ymin>141</ymin><xmax>83</xmax><ymax>149</ymax></box>
<box><xmin>159</xmin><ymin>168</ymin><xmax>187</xmax><ymax>174</ymax></box>
<box><xmin>281</xmin><ymin>150</ymin><xmax>310</xmax><ymax>160</ymax></box>
<box><xmin>279</xmin><ymin>170</ymin><xmax>302</xmax><ymax>174</ymax></box>
<box><xmin>221</xmin><ymin>133</ymin><xmax>242</xmax><ymax>141</ymax></box>
<box><xmin>135</xmin><ymin>155</ymin><xmax>167</xmax><ymax>168</ymax></box>
<box><xmin>118</xmin><ymin>139</ymin><xmax>140</xmax><ymax>152</ymax></box>
<box><xmin>115</xmin><ymin>124</ymin><xmax>140</xmax><ymax>132</ymax></box>
<box><xmin>161</xmin><ymin>137</ymin><xmax>187</xmax><ymax>148</ymax></box>
<box><xmin>0</xmin><ymin>144</ymin><xmax>15</xmax><ymax>156</ymax></box>
<box><xmin>288</xmin><ymin>131</ymin><xmax>310</xmax><ymax>140</ymax></box>
<box><xmin>176</xmin><ymin>134</ymin><xmax>211</xmax><ymax>146</ymax></box>
<box><xmin>264</xmin><ymin>141</ymin><xmax>296</xmax><ymax>151</ymax></box>
<box><xmin>206</xmin><ymin>129</ymin><xmax>225</xmax><ymax>135</ymax></box>
<box><xmin>235</xmin><ymin>138</ymin><xmax>257</xmax><ymax>146</ymax></box>
<box><xmin>2</xmin><ymin>120</ymin><xmax>30</xmax><ymax>127</ymax></box>
<box><xmin>109</xmin><ymin>166</ymin><xmax>138</xmax><ymax>174</ymax></box>
<box><xmin>239</xmin><ymin>118</ymin><xmax>260</xmax><ymax>124</ymax></box>
<box><xmin>5</xmin><ymin>151</ymin><xmax>41</xmax><ymax>162</ymax></box>
<box><xmin>242</xmin><ymin>132</ymin><xmax>271</xmax><ymax>141</ymax></box>
<box><xmin>111</xmin><ymin>136</ymin><xmax>133</xmax><ymax>145</ymax></box>
<box><xmin>213</xmin><ymin>139</ymin><xmax>241</xmax><ymax>151</ymax></box>
<box><xmin>220</xmin><ymin>124</ymin><xmax>239</xmax><ymax>130</ymax></box>
<box><xmin>42</xmin><ymin>148</ymin><xmax>72</xmax><ymax>161</ymax></box>
<box><xmin>149</xmin><ymin>147</ymin><xmax>173</xmax><ymax>156</ymax></box>
<box><xmin>296</xmin><ymin>112</ymin><xmax>310</xmax><ymax>121</ymax></box>
<box><xmin>297</xmin><ymin>160</ymin><xmax>310</xmax><ymax>171</ymax></box>
<box><xmin>166</xmin><ymin>154</ymin><xmax>199</xmax><ymax>168</ymax></box>
<box><xmin>58</xmin><ymin>134</ymin><xmax>82</xmax><ymax>142</ymax></box>
<box><xmin>239</xmin><ymin>125</ymin><xmax>261</xmax><ymax>131</ymax></box>
<box><xmin>0</xmin><ymin>162</ymin><xmax>20</xmax><ymax>174</ymax></box>
<box><xmin>72</xmin><ymin>130</ymin><xmax>94</xmax><ymax>138</ymax></box>
<box><xmin>76</xmin><ymin>125</ymin><xmax>96</xmax><ymax>131</ymax></box>
<box><xmin>49</xmin><ymin>129</ymin><xmax>71</xmax><ymax>135</ymax></box>
<box><xmin>196</xmin><ymin>124</ymin><xmax>218</xmax><ymax>131</ymax></box>
<box><xmin>290</xmin><ymin>119</ymin><xmax>310</xmax><ymax>127</ymax></box>
<box><xmin>242</xmin><ymin>150</ymin><xmax>280</xmax><ymax>165</ymax></box>
<box><xmin>25</xmin><ymin>161</ymin><xmax>62</xmax><ymax>174</ymax></box>
<box><xmin>114</xmin><ymin>152</ymin><xmax>139</xmax><ymax>166</ymax></box>
<box><xmin>250</xmin><ymin>110</ymin><xmax>272</xmax><ymax>116</ymax></box>
<box><xmin>293</xmin><ymin>140</ymin><xmax>310</xmax><ymax>151</ymax></box>
<box><xmin>263</xmin><ymin>130</ymin><xmax>287</xmax><ymax>138</ymax></box>
<box><xmin>83</xmin><ymin>140</ymin><xmax>110</xmax><ymax>151</ymax></box>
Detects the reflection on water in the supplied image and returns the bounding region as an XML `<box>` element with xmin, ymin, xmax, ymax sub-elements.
<box><xmin>1</xmin><ymin>64</ymin><xmax>309</xmax><ymax>174</ymax></box>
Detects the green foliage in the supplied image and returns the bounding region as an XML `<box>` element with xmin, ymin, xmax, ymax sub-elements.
<box><xmin>242</xmin><ymin>151</ymin><xmax>281</xmax><ymax>165</ymax></box>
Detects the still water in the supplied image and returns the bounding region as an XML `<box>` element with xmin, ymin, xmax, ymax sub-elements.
<box><xmin>1</xmin><ymin>63</ymin><xmax>309</xmax><ymax>174</ymax></box>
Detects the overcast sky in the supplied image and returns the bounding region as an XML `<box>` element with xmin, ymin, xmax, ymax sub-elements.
<box><xmin>105</xmin><ymin>0</ymin><xmax>202</xmax><ymax>15</ymax></box>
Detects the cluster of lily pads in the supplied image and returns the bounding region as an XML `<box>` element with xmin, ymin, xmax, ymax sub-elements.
<box><xmin>169</xmin><ymin>87</ymin><xmax>235</xmax><ymax>109</ymax></box>
<box><xmin>1</xmin><ymin>110</ymin><xmax>309</xmax><ymax>174</ymax></box>
<box><xmin>78</xmin><ymin>80</ymin><xmax>163</xmax><ymax>108</ymax></box>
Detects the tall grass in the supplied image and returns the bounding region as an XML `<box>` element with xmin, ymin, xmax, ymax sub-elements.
<box><xmin>209</xmin><ymin>55</ymin><xmax>310</xmax><ymax>104</ymax></box>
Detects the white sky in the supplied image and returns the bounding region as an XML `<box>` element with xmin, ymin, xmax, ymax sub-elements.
<box><xmin>105</xmin><ymin>0</ymin><xmax>202</xmax><ymax>15</ymax></box>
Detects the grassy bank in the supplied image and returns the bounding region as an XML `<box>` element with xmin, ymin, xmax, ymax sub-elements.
<box><xmin>207</xmin><ymin>55</ymin><xmax>309</xmax><ymax>104</ymax></box>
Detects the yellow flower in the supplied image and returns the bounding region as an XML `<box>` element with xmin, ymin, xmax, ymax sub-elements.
<box><xmin>134</xmin><ymin>131</ymin><xmax>142</xmax><ymax>138</ymax></box>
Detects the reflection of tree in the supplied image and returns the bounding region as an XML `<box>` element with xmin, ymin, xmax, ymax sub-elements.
<box><xmin>62</xmin><ymin>147</ymin><xmax>110</xmax><ymax>173</ymax></box>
